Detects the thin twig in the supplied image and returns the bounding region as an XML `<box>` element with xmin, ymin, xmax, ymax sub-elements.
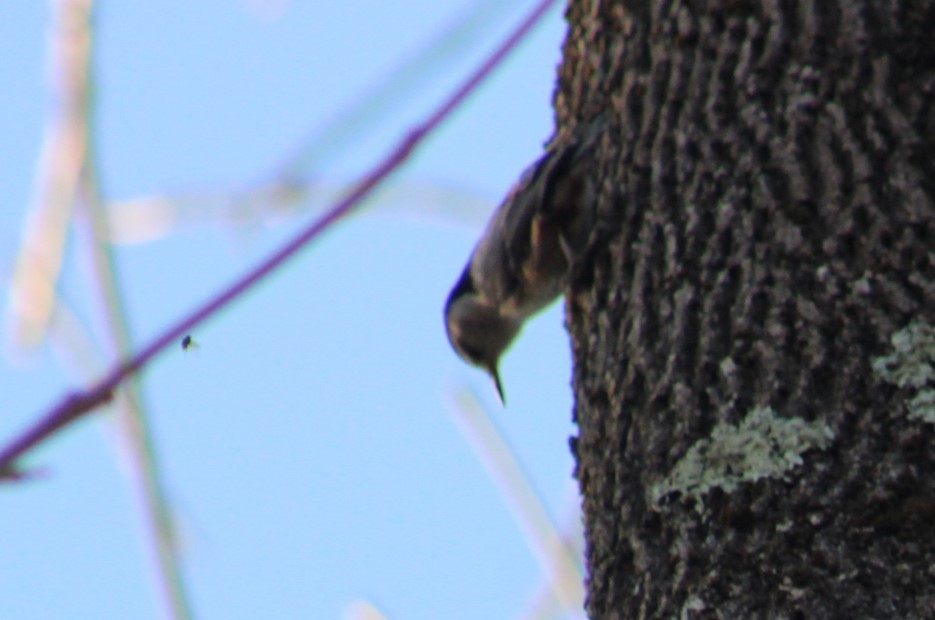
<box><xmin>79</xmin><ymin>89</ymin><xmax>195</xmax><ymax>620</ymax></box>
<box><xmin>0</xmin><ymin>0</ymin><xmax>559</xmax><ymax>475</ymax></box>
<box><xmin>277</xmin><ymin>0</ymin><xmax>526</xmax><ymax>181</ymax></box>
<box><xmin>8</xmin><ymin>0</ymin><xmax>194</xmax><ymax>615</ymax></box>
<box><xmin>100</xmin><ymin>0</ymin><xmax>527</xmax><ymax>242</ymax></box>
<box><xmin>448</xmin><ymin>387</ymin><xmax>584</xmax><ymax>613</ymax></box>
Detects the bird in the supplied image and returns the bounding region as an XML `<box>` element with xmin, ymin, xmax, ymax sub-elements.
<box><xmin>444</xmin><ymin>118</ymin><xmax>604</xmax><ymax>403</ymax></box>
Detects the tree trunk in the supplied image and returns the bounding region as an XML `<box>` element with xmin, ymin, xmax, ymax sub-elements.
<box><xmin>558</xmin><ymin>1</ymin><xmax>935</xmax><ymax>617</ymax></box>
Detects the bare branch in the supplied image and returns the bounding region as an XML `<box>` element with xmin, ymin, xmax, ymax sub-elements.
<box><xmin>448</xmin><ymin>387</ymin><xmax>584</xmax><ymax>614</ymax></box>
<box><xmin>0</xmin><ymin>0</ymin><xmax>559</xmax><ymax>477</ymax></box>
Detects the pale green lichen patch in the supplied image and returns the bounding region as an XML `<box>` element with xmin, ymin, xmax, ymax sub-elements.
<box><xmin>872</xmin><ymin>322</ymin><xmax>935</xmax><ymax>424</ymax></box>
<box><xmin>651</xmin><ymin>406</ymin><xmax>834</xmax><ymax>506</ymax></box>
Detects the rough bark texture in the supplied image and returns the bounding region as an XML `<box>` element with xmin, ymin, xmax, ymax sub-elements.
<box><xmin>557</xmin><ymin>1</ymin><xmax>935</xmax><ymax>618</ymax></box>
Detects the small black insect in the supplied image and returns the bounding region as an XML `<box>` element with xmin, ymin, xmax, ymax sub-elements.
<box><xmin>181</xmin><ymin>334</ymin><xmax>199</xmax><ymax>350</ymax></box>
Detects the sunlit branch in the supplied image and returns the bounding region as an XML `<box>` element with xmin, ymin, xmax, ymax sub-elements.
<box><xmin>97</xmin><ymin>0</ymin><xmax>527</xmax><ymax>243</ymax></box>
<box><xmin>448</xmin><ymin>387</ymin><xmax>584</xmax><ymax>614</ymax></box>
<box><xmin>5</xmin><ymin>0</ymin><xmax>91</xmax><ymax>352</ymax></box>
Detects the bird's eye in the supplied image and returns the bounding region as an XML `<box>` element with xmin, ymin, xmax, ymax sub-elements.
<box><xmin>458</xmin><ymin>342</ymin><xmax>484</xmax><ymax>365</ymax></box>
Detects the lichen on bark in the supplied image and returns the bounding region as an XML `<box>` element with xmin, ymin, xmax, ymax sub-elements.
<box><xmin>651</xmin><ymin>406</ymin><xmax>834</xmax><ymax>508</ymax></box>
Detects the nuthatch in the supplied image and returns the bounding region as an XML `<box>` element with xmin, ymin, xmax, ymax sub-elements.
<box><xmin>444</xmin><ymin>120</ymin><xmax>603</xmax><ymax>403</ymax></box>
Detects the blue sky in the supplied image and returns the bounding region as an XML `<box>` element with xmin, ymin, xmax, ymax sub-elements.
<box><xmin>0</xmin><ymin>2</ymin><xmax>583</xmax><ymax>618</ymax></box>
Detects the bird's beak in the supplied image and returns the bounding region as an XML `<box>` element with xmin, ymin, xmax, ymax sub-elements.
<box><xmin>488</xmin><ymin>365</ymin><xmax>506</xmax><ymax>406</ymax></box>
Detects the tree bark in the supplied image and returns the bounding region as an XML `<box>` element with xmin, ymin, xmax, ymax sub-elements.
<box><xmin>558</xmin><ymin>1</ymin><xmax>935</xmax><ymax>617</ymax></box>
